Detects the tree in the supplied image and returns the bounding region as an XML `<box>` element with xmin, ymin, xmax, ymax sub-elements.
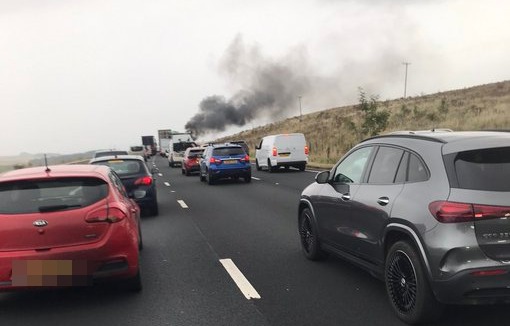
<box><xmin>358</xmin><ymin>88</ymin><xmax>390</xmax><ymax>137</ymax></box>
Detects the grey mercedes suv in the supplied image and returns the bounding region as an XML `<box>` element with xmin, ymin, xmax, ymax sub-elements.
<box><xmin>298</xmin><ymin>131</ymin><xmax>510</xmax><ymax>324</ymax></box>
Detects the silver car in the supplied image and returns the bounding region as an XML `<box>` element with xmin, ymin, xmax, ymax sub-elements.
<box><xmin>299</xmin><ymin>131</ymin><xmax>510</xmax><ymax>324</ymax></box>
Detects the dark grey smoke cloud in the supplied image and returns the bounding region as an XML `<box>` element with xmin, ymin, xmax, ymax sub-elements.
<box><xmin>185</xmin><ymin>36</ymin><xmax>311</xmax><ymax>137</ymax></box>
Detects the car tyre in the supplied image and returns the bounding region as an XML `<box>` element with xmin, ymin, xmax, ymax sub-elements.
<box><xmin>299</xmin><ymin>163</ymin><xmax>306</xmax><ymax>172</ymax></box>
<box><xmin>181</xmin><ymin>168</ymin><xmax>185</xmax><ymax>175</ymax></box>
<box><xmin>200</xmin><ymin>171</ymin><xmax>206</xmax><ymax>182</ymax></box>
<box><xmin>385</xmin><ymin>241</ymin><xmax>444</xmax><ymax>324</ymax></box>
<box><xmin>207</xmin><ymin>171</ymin><xmax>215</xmax><ymax>185</ymax></box>
<box><xmin>138</xmin><ymin>224</ymin><xmax>144</xmax><ymax>251</ymax></box>
<box><xmin>151</xmin><ymin>201</ymin><xmax>159</xmax><ymax>216</ymax></box>
<box><xmin>244</xmin><ymin>174</ymin><xmax>251</xmax><ymax>183</ymax></box>
<box><xmin>299</xmin><ymin>208</ymin><xmax>324</xmax><ymax>260</ymax></box>
<box><xmin>267</xmin><ymin>159</ymin><xmax>276</xmax><ymax>173</ymax></box>
<box><xmin>256</xmin><ymin>159</ymin><xmax>261</xmax><ymax>171</ymax></box>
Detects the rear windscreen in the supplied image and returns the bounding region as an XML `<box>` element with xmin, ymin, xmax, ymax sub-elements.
<box><xmin>188</xmin><ymin>149</ymin><xmax>204</xmax><ymax>157</ymax></box>
<box><xmin>0</xmin><ymin>177</ymin><xmax>108</xmax><ymax>214</ymax></box>
<box><xmin>92</xmin><ymin>159</ymin><xmax>145</xmax><ymax>176</ymax></box>
<box><xmin>130</xmin><ymin>146</ymin><xmax>144</xmax><ymax>152</ymax></box>
<box><xmin>452</xmin><ymin>147</ymin><xmax>510</xmax><ymax>191</ymax></box>
<box><xmin>213</xmin><ymin>147</ymin><xmax>244</xmax><ymax>156</ymax></box>
<box><xmin>173</xmin><ymin>142</ymin><xmax>197</xmax><ymax>152</ymax></box>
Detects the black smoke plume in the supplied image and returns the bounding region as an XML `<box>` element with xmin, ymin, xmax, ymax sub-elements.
<box><xmin>185</xmin><ymin>36</ymin><xmax>311</xmax><ymax>137</ymax></box>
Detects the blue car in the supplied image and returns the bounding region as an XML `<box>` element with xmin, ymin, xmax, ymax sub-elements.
<box><xmin>199</xmin><ymin>144</ymin><xmax>251</xmax><ymax>185</ymax></box>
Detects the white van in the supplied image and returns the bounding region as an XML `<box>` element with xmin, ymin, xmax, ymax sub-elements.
<box><xmin>255</xmin><ymin>133</ymin><xmax>308</xmax><ymax>172</ymax></box>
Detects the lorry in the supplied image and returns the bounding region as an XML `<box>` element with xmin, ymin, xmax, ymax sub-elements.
<box><xmin>141</xmin><ymin>135</ymin><xmax>157</xmax><ymax>156</ymax></box>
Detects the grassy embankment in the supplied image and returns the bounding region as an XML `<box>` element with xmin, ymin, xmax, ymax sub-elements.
<box><xmin>218</xmin><ymin>80</ymin><xmax>510</xmax><ymax>166</ymax></box>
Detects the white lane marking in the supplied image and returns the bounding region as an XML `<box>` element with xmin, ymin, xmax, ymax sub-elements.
<box><xmin>171</xmin><ymin>190</ymin><xmax>176</xmax><ymax>193</ymax></box>
<box><xmin>158</xmin><ymin>173</ymin><xmax>163</xmax><ymax>177</ymax></box>
<box><xmin>251</xmin><ymin>177</ymin><xmax>261</xmax><ymax>181</ymax></box>
<box><xmin>275</xmin><ymin>183</ymin><xmax>279</xmax><ymax>185</ymax></box>
<box><xmin>164</xmin><ymin>182</ymin><xmax>170</xmax><ymax>187</ymax></box>
<box><xmin>306</xmin><ymin>169</ymin><xmax>323</xmax><ymax>173</ymax></box>
<box><xmin>177</xmin><ymin>200</ymin><xmax>188</xmax><ymax>208</ymax></box>
<box><xmin>219</xmin><ymin>259</ymin><xmax>261</xmax><ymax>300</ymax></box>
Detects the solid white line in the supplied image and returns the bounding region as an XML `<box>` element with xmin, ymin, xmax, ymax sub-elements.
<box><xmin>306</xmin><ymin>169</ymin><xmax>322</xmax><ymax>173</ymax></box>
<box><xmin>164</xmin><ymin>182</ymin><xmax>170</xmax><ymax>187</ymax></box>
<box><xmin>251</xmin><ymin>177</ymin><xmax>261</xmax><ymax>181</ymax></box>
<box><xmin>177</xmin><ymin>200</ymin><xmax>188</xmax><ymax>208</ymax></box>
<box><xmin>219</xmin><ymin>259</ymin><xmax>261</xmax><ymax>300</ymax></box>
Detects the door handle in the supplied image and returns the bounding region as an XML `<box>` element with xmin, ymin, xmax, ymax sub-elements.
<box><xmin>377</xmin><ymin>197</ymin><xmax>390</xmax><ymax>206</ymax></box>
<box><xmin>341</xmin><ymin>194</ymin><xmax>351</xmax><ymax>201</ymax></box>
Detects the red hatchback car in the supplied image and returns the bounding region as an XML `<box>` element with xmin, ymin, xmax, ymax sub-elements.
<box><xmin>181</xmin><ymin>147</ymin><xmax>205</xmax><ymax>176</ymax></box>
<box><xmin>0</xmin><ymin>165</ymin><xmax>142</xmax><ymax>291</ymax></box>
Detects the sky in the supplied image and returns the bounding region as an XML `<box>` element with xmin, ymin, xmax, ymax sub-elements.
<box><xmin>1</xmin><ymin>0</ymin><xmax>509</xmax><ymax>156</ymax></box>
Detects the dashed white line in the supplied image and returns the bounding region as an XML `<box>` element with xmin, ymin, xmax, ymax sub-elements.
<box><xmin>158</xmin><ymin>173</ymin><xmax>163</xmax><ymax>177</ymax></box>
<box><xmin>219</xmin><ymin>259</ymin><xmax>261</xmax><ymax>300</ymax></box>
<box><xmin>177</xmin><ymin>200</ymin><xmax>188</xmax><ymax>208</ymax></box>
<box><xmin>251</xmin><ymin>177</ymin><xmax>261</xmax><ymax>181</ymax></box>
<box><xmin>164</xmin><ymin>182</ymin><xmax>170</xmax><ymax>187</ymax></box>
<box><xmin>171</xmin><ymin>190</ymin><xmax>176</xmax><ymax>193</ymax></box>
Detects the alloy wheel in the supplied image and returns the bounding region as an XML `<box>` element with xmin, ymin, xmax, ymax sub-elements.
<box><xmin>387</xmin><ymin>250</ymin><xmax>418</xmax><ymax>314</ymax></box>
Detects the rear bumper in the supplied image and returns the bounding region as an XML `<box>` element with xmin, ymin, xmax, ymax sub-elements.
<box><xmin>270</xmin><ymin>159</ymin><xmax>307</xmax><ymax>167</ymax></box>
<box><xmin>210</xmin><ymin>166</ymin><xmax>251</xmax><ymax>179</ymax></box>
<box><xmin>0</xmin><ymin>226</ymin><xmax>139</xmax><ymax>290</ymax></box>
<box><xmin>432</xmin><ymin>265</ymin><xmax>510</xmax><ymax>304</ymax></box>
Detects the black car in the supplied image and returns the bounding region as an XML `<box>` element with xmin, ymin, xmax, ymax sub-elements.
<box><xmin>90</xmin><ymin>155</ymin><xmax>159</xmax><ymax>216</ymax></box>
<box><xmin>299</xmin><ymin>131</ymin><xmax>510</xmax><ymax>324</ymax></box>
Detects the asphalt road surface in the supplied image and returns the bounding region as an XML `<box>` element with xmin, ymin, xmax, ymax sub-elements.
<box><xmin>1</xmin><ymin>155</ymin><xmax>510</xmax><ymax>325</ymax></box>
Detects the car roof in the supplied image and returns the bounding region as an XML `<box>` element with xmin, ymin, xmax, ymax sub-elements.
<box><xmin>363</xmin><ymin>131</ymin><xmax>510</xmax><ymax>154</ymax></box>
<box><xmin>0</xmin><ymin>164</ymin><xmax>111</xmax><ymax>183</ymax></box>
<box><xmin>89</xmin><ymin>154</ymin><xmax>146</xmax><ymax>163</ymax></box>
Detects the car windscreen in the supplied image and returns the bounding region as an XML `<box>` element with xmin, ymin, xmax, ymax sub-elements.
<box><xmin>452</xmin><ymin>147</ymin><xmax>510</xmax><ymax>191</ymax></box>
<box><xmin>95</xmin><ymin>151</ymin><xmax>128</xmax><ymax>158</ymax></box>
<box><xmin>212</xmin><ymin>147</ymin><xmax>244</xmax><ymax>156</ymax></box>
<box><xmin>0</xmin><ymin>177</ymin><xmax>108</xmax><ymax>214</ymax></box>
<box><xmin>92</xmin><ymin>159</ymin><xmax>145</xmax><ymax>176</ymax></box>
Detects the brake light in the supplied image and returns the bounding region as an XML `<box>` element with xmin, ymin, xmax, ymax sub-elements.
<box><xmin>272</xmin><ymin>147</ymin><xmax>278</xmax><ymax>156</ymax></box>
<box><xmin>209</xmin><ymin>157</ymin><xmax>221</xmax><ymax>164</ymax></box>
<box><xmin>240</xmin><ymin>155</ymin><xmax>250</xmax><ymax>162</ymax></box>
<box><xmin>134</xmin><ymin>176</ymin><xmax>152</xmax><ymax>186</ymax></box>
<box><xmin>304</xmin><ymin>145</ymin><xmax>309</xmax><ymax>155</ymax></box>
<box><xmin>429</xmin><ymin>201</ymin><xmax>510</xmax><ymax>223</ymax></box>
<box><xmin>85</xmin><ymin>207</ymin><xmax>127</xmax><ymax>223</ymax></box>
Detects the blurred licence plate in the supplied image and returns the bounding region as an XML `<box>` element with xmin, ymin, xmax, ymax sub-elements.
<box><xmin>279</xmin><ymin>153</ymin><xmax>290</xmax><ymax>157</ymax></box>
<box><xmin>223</xmin><ymin>159</ymin><xmax>238</xmax><ymax>164</ymax></box>
<box><xmin>12</xmin><ymin>259</ymin><xmax>89</xmax><ymax>286</ymax></box>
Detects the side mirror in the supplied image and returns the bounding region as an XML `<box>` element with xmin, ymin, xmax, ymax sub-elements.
<box><xmin>315</xmin><ymin>171</ymin><xmax>330</xmax><ymax>184</ymax></box>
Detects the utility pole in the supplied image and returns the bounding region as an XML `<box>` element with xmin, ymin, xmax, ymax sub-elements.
<box><xmin>298</xmin><ymin>96</ymin><xmax>302</xmax><ymax>120</ymax></box>
<box><xmin>402</xmin><ymin>62</ymin><xmax>411</xmax><ymax>98</ymax></box>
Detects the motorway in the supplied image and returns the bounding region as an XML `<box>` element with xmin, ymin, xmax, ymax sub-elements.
<box><xmin>1</xmin><ymin>155</ymin><xmax>510</xmax><ymax>325</ymax></box>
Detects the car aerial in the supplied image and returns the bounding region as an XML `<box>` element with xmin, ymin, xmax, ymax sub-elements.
<box><xmin>298</xmin><ymin>130</ymin><xmax>510</xmax><ymax>324</ymax></box>
<box><xmin>255</xmin><ymin>133</ymin><xmax>308</xmax><ymax>172</ymax></box>
<box><xmin>0</xmin><ymin>164</ymin><xmax>142</xmax><ymax>291</ymax></box>
<box><xmin>199</xmin><ymin>143</ymin><xmax>251</xmax><ymax>185</ymax></box>
<box><xmin>90</xmin><ymin>155</ymin><xmax>159</xmax><ymax>216</ymax></box>
<box><xmin>92</xmin><ymin>149</ymin><xmax>129</xmax><ymax>160</ymax></box>
<box><xmin>182</xmin><ymin>147</ymin><xmax>205</xmax><ymax>176</ymax></box>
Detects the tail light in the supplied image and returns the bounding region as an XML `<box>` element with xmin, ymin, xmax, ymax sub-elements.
<box><xmin>86</xmin><ymin>206</ymin><xmax>127</xmax><ymax>223</ymax></box>
<box><xmin>240</xmin><ymin>155</ymin><xmax>250</xmax><ymax>162</ymax></box>
<box><xmin>272</xmin><ymin>147</ymin><xmax>278</xmax><ymax>156</ymax></box>
<box><xmin>304</xmin><ymin>145</ymin><xmax>309</xmax><ymax>155</ymax></box>
<box><xmin>429</xmin><ymin>201</ymin><xmax>510</xmax><ymax>223</ymax></box>
<box><xmin>209</xmin><ymin>157</ymin><xmax>221</xmax><ymax>164</ymax></box>
<box><xmin>134</xmin><ymin>176</ymin><xmax>152</xmax><ymax>186</ymax></box>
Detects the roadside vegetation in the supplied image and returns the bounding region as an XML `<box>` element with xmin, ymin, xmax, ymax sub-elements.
<box><xmin>218</xmin><ymin>80</ymin><xmax>510</xmax><ymax>165</ymax></box>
